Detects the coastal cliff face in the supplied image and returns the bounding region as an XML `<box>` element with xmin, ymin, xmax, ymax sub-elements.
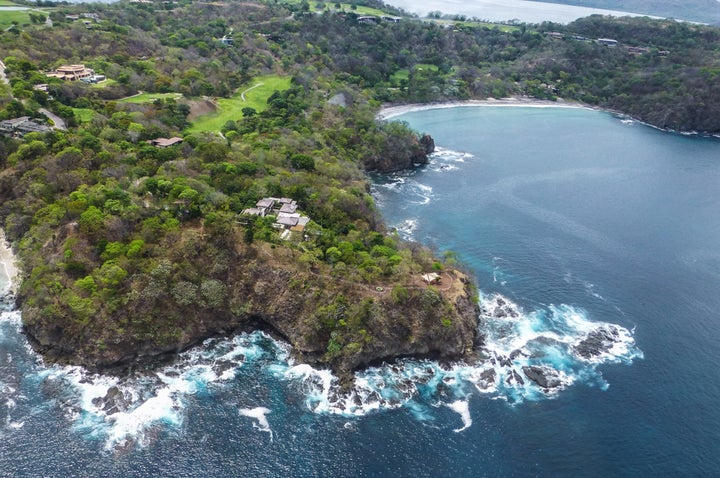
<box><xmin>361</xmin><ymin>130</ymin><xmax>435</xmax><ymax>173</ymax></box>
<box><xmin>20</xmin><ymin>230</ymin><xmax>480</xmax><ymax>379</ymax></box>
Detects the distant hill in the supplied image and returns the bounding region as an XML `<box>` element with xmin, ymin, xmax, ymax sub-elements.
<box><xmin>531</xmin><ymin>0</ymin><xmax>720</xmax><ymax>24</ymax></box>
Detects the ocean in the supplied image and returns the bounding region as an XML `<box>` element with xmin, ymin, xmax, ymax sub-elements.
<box><xmin>383</xmin><ymin>0</ymin><xmax>661</xmax><ymax>23</ymax></box>
<box><xmin>2</xmin><ymin>105</ymin><xmax>720</xmax><ymax>476</ymax></box>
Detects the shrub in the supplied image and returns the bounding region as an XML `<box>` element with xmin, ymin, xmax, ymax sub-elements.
<box><xmin>391</xmin><ymin>285</ymin><xmax>409</xmax><ymax>303</ymax></box>
<box><xmin>200</xmin><ymin>279</ymin><xmax>226</xmax><ymax>308</ymax></box>
<box><xmin>171</xmin><ymin>281</ymin><xmax>199</xmax><ymax>306</ymax></box>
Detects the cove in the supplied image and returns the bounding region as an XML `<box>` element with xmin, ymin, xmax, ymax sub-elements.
<box><xmin>372</xmin><ymin>104</ymin><xmax>720</xmax><ymax>475</ymax></box>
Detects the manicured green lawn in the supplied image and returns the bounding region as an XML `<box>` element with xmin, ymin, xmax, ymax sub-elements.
<box><xmin>187</xmin><ymin>75</ymin><xmax>292</xmax><ymax>134</ymax></box>
<box><xmin>0</xmin><ymin>9</ymin><xmax>31</xmax><ymax>29</ymax></box>
<box><xmin>119</xmin><ymin>92</ymin><xmax>182</xmax><ymax>103</ymax></box>
<box><xmin>309</xmin><ymin>2</ymin><xmax>389</xmax><ymax>17</ymax></box>
<box><xmin>90</xmin><ymin>78</ymin><xmax>118</xmax><ymax>89</ymax></box>
<box><xmin>73</xmin><ymin>108</ymin><xmax>96</xmax><ymax>123</ymax></box>
<box><xmin>390</xmin><ymin>69</ymin><xmax>409</xmax><ymax>84</ymax></box>
<box><xmin>390</xmin><ymin>64</ymin><xmax>439</xmax><ymax>84</ymax></box>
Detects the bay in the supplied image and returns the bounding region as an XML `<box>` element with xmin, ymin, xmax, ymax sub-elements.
<box><xmin>372</xmin><ymin>104</ymin><xmax>720</xmax><ymax>476</ymax></box>
<box><xmin>385</xmin><ymin>0</ymin><xmax>662</xmax><ymax>23</ymax></box>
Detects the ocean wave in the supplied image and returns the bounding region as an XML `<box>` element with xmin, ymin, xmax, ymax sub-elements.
<box><xmin>3</xmin><ymin>289</ymin><xmax>641</xmax><ymax>448</ymax></box>
<box><xmin>447</xmin><ymin>400</ymin><xmax>472</xmax><ymax>432</ymax></box>
<box><xmin>36</xmin><ymin>332</ymin><xmax>280</xmax><ymax>450</ymax></box>
<box><xmin>277</xmin><ymin>292</ymin><xmax>642</xmax><ymax>416</ymax></box>
<box><xmin>239</xmin><ymin>407</ymin><xmax>273</xmax><ymax>441</ymax></box>
<box><xmin>392</xmin><ymin>218</ymin><xmax>419</xmax><ymax>240</ymax></box>
<box><xmin>432</xmin><ymin>146</ymin><xmax>473</xmax><ymax>162</ymax></box>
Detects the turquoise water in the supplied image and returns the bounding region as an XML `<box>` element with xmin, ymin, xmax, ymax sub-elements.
<box><xmin>1</xmin><ymin>106</ymin><xmax>719</xmax><ymax>476</ymax></box>
<box><xmin>373</xmin><ymin>105</ymin><xmax>720</xmax><ymax>475</ymax></box>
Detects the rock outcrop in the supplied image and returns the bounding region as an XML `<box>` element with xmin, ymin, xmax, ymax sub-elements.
<box><xmin>522</xmin><ymin>365</ymin><xmax>562</xmax><ymax>389</ymax></box>
<box><xmin>361</xmin><ymin>132</ymin><xmax>435</xmax><ymax>173</ymax></box>
<box><xmin>575</xmin><ymin>326</ymin><xmax>622</xmax><ymax>359</ymax></box>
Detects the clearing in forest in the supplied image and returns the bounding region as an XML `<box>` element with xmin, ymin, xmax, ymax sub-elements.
<box><xmin>187</xmin><ymin>75</ymin><xmax>292</xmax><ymax>134</ymax></box>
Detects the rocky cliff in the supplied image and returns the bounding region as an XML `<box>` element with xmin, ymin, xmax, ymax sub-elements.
<box><xmin>21</xmin><ymin>236</ymin><xmax>480</xmax><ymax>381</ymax></box>
<box><xmin>361</xmin><ymin>131</ymin><xmax>435</xmax><ymax>173</ymax></box>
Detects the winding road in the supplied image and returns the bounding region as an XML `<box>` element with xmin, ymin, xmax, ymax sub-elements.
<box><xmin>0</xmin><ymin>60</ymin><xmax>8</xmax><ymax>86</ymax></box>
<box><xmin>39</xmin><ymin>108</ymin><xmax>66</xmax><ymax>130</ymax></box>
<box><xmin>1</xmin><ymin>60</ymin><xmax>66</xmax><ymax>130</ymax></box>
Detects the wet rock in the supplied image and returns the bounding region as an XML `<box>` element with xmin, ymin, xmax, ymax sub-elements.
<box><xmin>505</xmin><ymin>368</ymin><xmax>525</xmax><ymax>386</ymax></box>
<box><xmin>41</xmin><ymin>377</ymin><xmax>81</xmax><ymax>415</ymax></box>
<box><xmin>575</xmin><ymin>326</ymin><xmax>621</xmax><ymax>359</ymax></box>
<box><xmin>419</xmin><ymin>134</ymin><xmax>435</xmax><ymax>154</ymax></box>
<box><xmin>92</xmin><ymin>386</ymin><xmax>131</xmax><ymax>415</ymax></box>
<box><xmin>484</xmin><ymin>296</ymin><xmax>519</xmax><ymax>319</ymax></box>
<box><xmin>522</xmin><ymin>365</ymin><xmax>562</xmax><ymax>389</ymax></box>
<box><xmin>214</xmin><ymin>361</ymin><xmax>235</xmax><ymax>376</ymax></box>
<box><xmin>480</xmin><ymin>368</ymin><xmax>496</xmax><ymax>385</ymax></box>
<box><xmin>0</xmin><ymin>292</ymin><xmax>16</xmax><ymax>311</ymax></box>
<box><xmin>361</xmin><ymin>132</ymin><xmax>435</xmax><ymax>172</ymax></box>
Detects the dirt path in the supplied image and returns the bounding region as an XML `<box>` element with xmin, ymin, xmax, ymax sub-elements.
<box><xmin>240</xmin><ymin>82</ymin><xmax>263</xmax><ymax>101</ymax></box>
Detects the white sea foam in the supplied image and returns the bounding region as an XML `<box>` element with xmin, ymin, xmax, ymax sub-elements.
<box><xmin>34</xmin><ymin>331</ymin><xmax>281</xmax><ymax>449</ymax></box>
<box><xmin>447</xmin><ymin>400</ymin><xmax>472</xmax><ymax>432</ymax></box>
<box><xmin>276</xmin><ymin>291</ymin><xmax>641</xmax><ymax>418</ymax></box>
<box><xmin>393</xmin><ymin>219</ymin><xmax>419</xmax><ymax>240</ymax></box>
<box><xmin>10</xmin><ymin>287</ymin><xmax>639</xmax><ymax>446</ymax></box>
<box><xmin>239</xmin><ymin>407</ymin><xmax>273</xmax><ymax>441</ymax></box>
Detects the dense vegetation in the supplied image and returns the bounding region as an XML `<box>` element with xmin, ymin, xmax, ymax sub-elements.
<box><xmin>0</xmin><ymin>0</ymin><xmax>718</xmax><ymax>373</ymax></box>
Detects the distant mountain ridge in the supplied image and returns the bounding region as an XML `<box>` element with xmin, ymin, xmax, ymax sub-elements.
<box><xmin>531</xmin><ymin>0</ymin><xmax>720</xmax><ymax>24</ymax></box>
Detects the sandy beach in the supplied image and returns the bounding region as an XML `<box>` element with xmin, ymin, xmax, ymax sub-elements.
<box><xmin>0</xmin><ymin>229</ymin><xmax>18</xmax><ymax>293</ymax></box>
<box><xmin>377</xmin><ymin>97</ymin><xmax>589</xmax><ymax>120</ymax></box>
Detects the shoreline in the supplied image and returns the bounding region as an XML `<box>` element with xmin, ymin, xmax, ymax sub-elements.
<box><xmin>377</xmin><ymin>97</ymin><xmax>720</xmax><ymax>138</ymax></box>
<box><xmin>377</xmin><ymin>97</ymin><xmax>591</xmax><ymax>120</ymax></box>
<box><xmin>0</xmin><ymin>229</ymin><xmax>18</xmax><ymax>294</ymax></box>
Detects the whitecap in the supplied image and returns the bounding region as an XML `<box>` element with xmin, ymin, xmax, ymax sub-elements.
<box><xmin>32</xmin><ymin>331</ymin><xmax>283</xmax><ymax>450</ymax></box>
<box><xmin>239</xmin><ymin>407</ymin><xmax>273</xmax><ymax>441</ymax></box>
<box><xmin>447</xmin><ymin>400</ymin><xmax>472</xmax><ymax>432</ymax></box>
<box><xmin>393</xmin><ymin>218</ymin><xmax>419</xmax><ymax>240</ymax></box>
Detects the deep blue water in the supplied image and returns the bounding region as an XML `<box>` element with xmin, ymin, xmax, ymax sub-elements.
<box><xmin>1</xmin><ymin>105</ymin><xmax>719</xmax><ymax>476</ymax></box>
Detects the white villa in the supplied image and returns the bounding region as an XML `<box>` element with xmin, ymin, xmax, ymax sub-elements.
<box><xmin>242</xmin><ymin>197</ymin><xmax>311</xmax><ymax>239</ymax></box>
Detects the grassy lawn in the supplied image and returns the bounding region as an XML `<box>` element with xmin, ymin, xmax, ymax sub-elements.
<box><xmin>309</xmin><ymin>2</ymin><xmax>389</xmax><ymax>16</ymax></box>
<box><xmin>73</xmin><ymin>108</ymin><xmax>96</xmax><ymax>123</ymax></box>
<box><xmin>188</xmin><ymin>75</ymin><xmax>292</xmax><ymax>134</ymax></box>
<box><xmin>0</xmin><ymin>9</ymin><xmax>31</xmax><ymax>29</ymax></box>
<box><xmin>91</xmin><ymin>78</ymin><xmax>118</xmax><ymax>89</ymax></box>
<box><xmin>0</xmin><ymin>0</ymin><xmax>21</xmax><ymax>5</ymax></box>
<box><xmin>119</xmin><ymin>92</ymin><xmax>183</xmax><ymax>103</ymax></box>
<box><xmin>390</xmin><ymin>64</ymin><xmax>439</xmax><ymax>84</ymax></box>
<box><xmin>391</xmin><ymin>69</ymin><xmax>410</xmax><ymax>83</ymax></box>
